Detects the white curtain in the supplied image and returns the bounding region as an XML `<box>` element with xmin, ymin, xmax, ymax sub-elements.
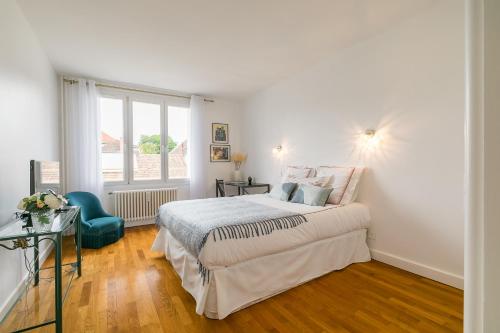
<box><xmin>189</xmin><ymin>95</ymin><xmax>208</xmax><ymax>199</ymax></box>
<box><xmin>64</xmin><ymin>79</ymin><xmax>103</xmax><ymax>197</ymax></box>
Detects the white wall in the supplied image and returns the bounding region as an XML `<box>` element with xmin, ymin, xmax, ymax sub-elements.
<box><xmin>205</xmin><ymin>99</ymin><xmax>243</xmax><ymax>197</ymax></box>
<box><xmin>0</xmin><ymin>0</ymin><xmax>59</xmax><ymax>317</ymax></box>
<box><xmin>242</xmin><ymin>0</ymin><xmax>464</xmax><ymax>287</ymax></box>
<box><xmin>483</xmin><ymin>0</ymin><xmax>500</xmax><ymax>330</ymax></box>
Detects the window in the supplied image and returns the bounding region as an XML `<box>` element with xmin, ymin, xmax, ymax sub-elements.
<box><xmin>100</xmin><ymin>97</ymin><xmax>125</xmax><ymax>182</ymax></box>
<box><xmin>39</xmin><ymin>161</ymin><xmax>60</xmax><ymax>185</ymax></box>
<box><xmin>168</xmin><ymin>106</ymin><xmax>189</xmax><ymax>179</ymax></box>
<box><xmin>132</xmin><ymin>101</ymin><xmax>162</xmax><ymax>180</ymax></box>
<box><xmin>99</xmin><ymin>91</ymin><xmax>189</xmax><ymax>184</ymax></box>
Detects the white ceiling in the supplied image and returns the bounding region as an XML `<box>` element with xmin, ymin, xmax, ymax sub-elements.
<box><xmin>18</xmin><ymin>0</ymin><xmax>435</xmax><ymax>100</ymax></box>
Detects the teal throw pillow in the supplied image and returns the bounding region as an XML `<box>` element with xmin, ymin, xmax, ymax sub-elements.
<box><xmin>291</xmin><ymin>184</ymin><xmax>333</xmax><ymax>206</ymax></box>
<box><xmin>269</xmin><ymin>183</ymin><xmax>297</xmax><ymax>201</ymax></box>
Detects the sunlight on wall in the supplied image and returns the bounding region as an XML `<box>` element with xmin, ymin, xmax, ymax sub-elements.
<box><xmin>358</xmin><ymin>129</ymin><xmax>383</xmax><ymax>153</ymax></box>
<box><xmin>350</xmin><ymin>118</ymin><xmax>399</xmax><ymax>164</ymax></box>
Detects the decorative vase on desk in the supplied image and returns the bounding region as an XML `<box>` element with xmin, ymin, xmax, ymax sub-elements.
<box><xmin>17</xmin><ymin>191</ymin><xmax>67</xmax><ymax>233</ymax></box>
<box><xmin>231</xmin><ymin>152</ymin><xmax>247</xmax><ymax>182</ymax></box>
<box><xmin>31</xmin><ymin>210</ymin><xmax>55</xmax><ymax>232</ymax></box>
<box><xmin>231</xmin><ymin>170</ymin><xmax>244</xmax><ymax>181</ymax></box>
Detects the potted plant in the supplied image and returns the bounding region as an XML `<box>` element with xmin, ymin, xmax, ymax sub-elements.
<box><xmin>231</xmin><ymin>152</ymin><xmax>247</xmax><ymax>181</ymax></box>
<box><xmin>17</xmin><ymin>192</ymin><xmax>67</xmax><ymax>232</ymax></box>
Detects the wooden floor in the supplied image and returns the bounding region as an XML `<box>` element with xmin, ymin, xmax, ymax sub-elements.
<box><xmin>2</xmin><ymin>225</ymin><xmax>463</xmax><ymax>333</ymax></box>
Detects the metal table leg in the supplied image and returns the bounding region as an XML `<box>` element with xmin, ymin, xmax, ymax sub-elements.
<box><xmin>34</xmin><ymin>235</ymin><xmax>39</xmax><ymax>286</ymax></box>
<box><xmin>55</xmin><ymin>233</ymin><xmax>63</xmax><ymax>333</ymax></box>
<box><xmin>76</xmin><ymin>211</ymin><xmax>82</xmax><ymax>277</ymax></box>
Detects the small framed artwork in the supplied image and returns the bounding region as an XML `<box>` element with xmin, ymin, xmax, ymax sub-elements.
<box><xmin>210</xmin><ymin>144</ymin><xmax>231</xmax><ymax>162</ymax></box>
<box><xmin>212</xmin><ymin>123</ymin><xmax>229</xmax><ymax>144</ymax></box>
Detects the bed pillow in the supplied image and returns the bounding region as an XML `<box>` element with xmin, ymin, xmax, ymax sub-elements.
<box><xmin>340</xmin><ymin>167</ymin><xmax>365</xmax><ymax>205</ymax></box>
<box><xmin>269</xmin><ymin>183</ymin><xmax>297</xmax><ymax>201</ymax></box>
<box><xmin>294</xmin><ymin>175</ymin><xmax>332</xmax><ymax>187</ymax></box>
<box><xmin>316</xmin><ymin>166</ymin><xmax>355</xmax><ymax>205</ymax></box>
<box><xmin>290</xmin><ymin>175</ymin><xmax>332</xmax><ymax>198</ymax></box>
<box><xmin>282</xmin><ymin>166</ymin><xmax>314</xmax><ymax>182</ymax></box>
<box><xmin>290</xmin><ymin>184</ymin><xmax>333</xmax><ymax>206</ymax></box>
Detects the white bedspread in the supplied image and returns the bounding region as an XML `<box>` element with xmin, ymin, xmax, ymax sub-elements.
<box><xmin>155</xmin><ymin>194</ymin><xmax>370</xmax><ymax>268</ymax></box>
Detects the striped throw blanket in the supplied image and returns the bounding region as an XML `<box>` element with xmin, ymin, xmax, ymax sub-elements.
<box><xmin>156</xmin><ymin>197</ymin><xmax>308</xmax><ymax>283</ymax></box>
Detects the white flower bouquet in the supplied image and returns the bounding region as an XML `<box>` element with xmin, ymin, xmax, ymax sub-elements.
<box><xmin>17</xmin><ymin>192</ymin><xmax>67</xmax><ymax>226</ymax></box>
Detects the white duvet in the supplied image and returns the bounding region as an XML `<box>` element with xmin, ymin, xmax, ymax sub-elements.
<box><xmin>156</xmin><ymin>194</ymin><xmax>371</xmax><ymax>269</ymax></box>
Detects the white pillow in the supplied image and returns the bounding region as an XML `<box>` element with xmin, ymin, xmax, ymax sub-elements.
<box><xmin>294</xmin><ymin>175</ymin><xmax>333</xmax><ymax>187</ymax></box>
<box><xmin>282</xmin><ymin>166</ymin><xmax>314</xmax><ymax>182</ymax></box>
<box><xmin>316</xmin><ymin>166</ymin><xmax>355</xmax><ymax>205</ymax></box>
<box><xmin>340</xmin><ymin>167</ymin><xmax>365</xmax><ymax>205</ymax></box>
<box><xmin>287</xmin><ymin>175</ymin><xmax>332</xmax><ymax>199</ymax></box>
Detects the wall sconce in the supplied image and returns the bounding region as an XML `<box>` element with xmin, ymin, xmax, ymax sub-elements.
<box><xmin>273</xmin><ymin>145</ymin><xmax>282</xmax><ymax>153</ymax></box>
<box><xmin>363</xmin><ymin>129</ymin><xmax>381</xmax><ymax>149</ymax></box>
<box><xmin>365</xmin><ymin>129</ymin><xmax>376</xmax><ymax>137</ymax></box>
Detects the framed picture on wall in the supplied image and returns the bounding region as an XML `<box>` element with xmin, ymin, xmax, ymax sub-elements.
<box><xmin>212</xmin><ymin>123</ymin><xmax>229</xmax><ymax>144</ymax></box>
<box><xmin>210</xmin><ymin>144</ymin><xmax>231</xmax><ymax>162</ymax></box>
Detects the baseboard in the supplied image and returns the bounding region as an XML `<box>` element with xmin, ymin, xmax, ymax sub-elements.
<box><xmin>0</xmin><ymin>241</ymin><xmax>55</xmax><ymax>321</ymax></box>
<box><xmin>370</xmin><ymin>249</ymin><xmax>464</xmax><ymax>289</ymax></box>
<box><xmin>125</xmin><ymin>218</ymin><xmax>155</xmax><ymax>228</ymax></box>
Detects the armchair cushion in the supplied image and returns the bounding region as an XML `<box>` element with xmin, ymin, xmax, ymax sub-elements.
<box><xmin>88</xmin><ymin>216</ymin><xmax>124</xmax><ymax>234</ymax></box>
<box><xmin>66</xmin><ymin>191</ymin><xmax>125</xmax><ymax>249</ymax></box>
<box><xmin>65</xmin><ymin>191</ymin><xmax>110</xmax><ymax>222</ymax></box>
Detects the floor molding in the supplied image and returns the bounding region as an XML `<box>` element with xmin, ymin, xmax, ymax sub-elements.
<box><xmin>125</xmin><ymin>218</ymin><xmax>155</xmax><ymax>228</ymax></box>
<box><xmin>0</xmin><ymin>241</ymin><xmax>54</xmax><ymax>321</ymax></box>
<box><xmin>370</xmin><ymin>249</ymin><xmax>464</xmax><ymax>289</ymax></box>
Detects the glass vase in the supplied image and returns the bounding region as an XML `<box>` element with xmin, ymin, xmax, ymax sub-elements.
<box><xmin>231</xmin><ymin>170</ymin><xmax>243</xmax><ymax>181</ymax></box>
<box><xmin>31</xmin><ymin>210</ymin><xmax>55</xmax><ymax>232</ymax></box>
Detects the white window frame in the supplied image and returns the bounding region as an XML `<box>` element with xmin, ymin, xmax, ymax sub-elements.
<box><xmin>99</xmin><ymin>90</ymin><xmax>128</xmax><ymax>185</ymax></box>
<box><xmin>99</xmin><ymin>87</ymin><xmax>190</xmax><ymax>187</ymax></box>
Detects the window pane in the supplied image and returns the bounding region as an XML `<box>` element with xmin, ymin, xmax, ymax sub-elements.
<box><xmin>100</xmin><ymin>97</ymin><xmax>124</xmax><ymax>182</ymax></box>
<box><xmin>133</xmin><ymin>101</ymin><xmax>161</xmax><ymax>180</ymax></box>
<box><xmin>39</xmin><ymin>161</ymin><xmax>60</xmax><ymax>184</ymax></box>
<box><xmin>168</xmin><ymin>107</ymin><xmax>189</xmax><ymax>179</ymax></box>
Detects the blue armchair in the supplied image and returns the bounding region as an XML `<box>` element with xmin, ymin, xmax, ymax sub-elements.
<box><xmin>65</xmin><ymin>191</ymin><xmax>124</xmax><ymax>249</ymax></box>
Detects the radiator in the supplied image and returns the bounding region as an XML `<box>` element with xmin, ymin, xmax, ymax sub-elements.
<box><xmin>112</xmin><ymin>188</ymin><xmax>177</xmax><ymax>222</ymax></box>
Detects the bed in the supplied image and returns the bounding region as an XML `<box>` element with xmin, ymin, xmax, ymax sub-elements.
<box><xmin>151</xmin><ymin>193</ymin><xmax>371</xmax><ymax>319</ymax></box>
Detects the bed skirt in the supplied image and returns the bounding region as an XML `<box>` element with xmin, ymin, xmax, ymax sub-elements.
<box><xmin>151</xmin><ymin>227</ymin><xmax>371</xmax><ymax>319</ymax></box>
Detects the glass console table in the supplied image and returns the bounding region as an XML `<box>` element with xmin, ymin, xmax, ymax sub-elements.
<box><xmin>224</xmin><ymin>181</ymin><xmax>271</xmax><ymax>195</ymax></box>
<box><xmin>0</xmin><ymin>206</ymin><xmax>81</xmax><ymax>333</ymax></box>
